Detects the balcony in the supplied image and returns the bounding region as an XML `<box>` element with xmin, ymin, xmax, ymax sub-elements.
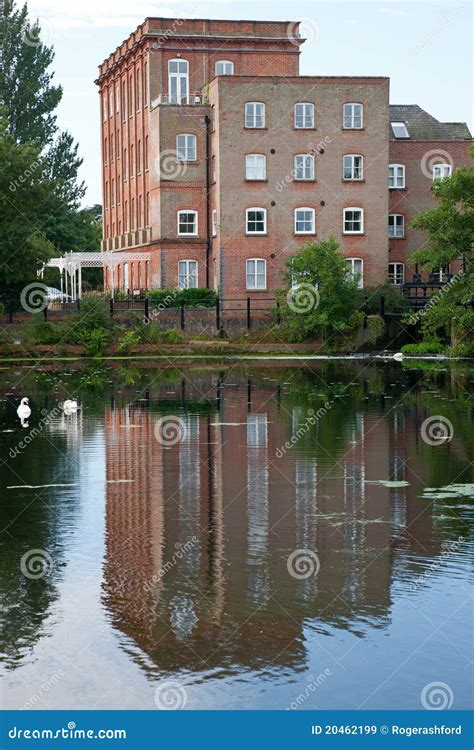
<box><xmin>151</xmin><ymin>93</ymin><xmax>206</xmax><ymax>108</ymax></box>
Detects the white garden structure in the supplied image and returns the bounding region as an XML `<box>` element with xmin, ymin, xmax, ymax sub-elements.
<box><xmin>42</xmin><ymin>251</ymin><xmax>150</xmax><ymax>301</ymax></box>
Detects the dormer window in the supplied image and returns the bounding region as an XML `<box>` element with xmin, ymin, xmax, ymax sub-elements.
<box><xmin>391</xmin><ymin>121</ymin><xmax>409</xmax><ymax>138</ymax></box>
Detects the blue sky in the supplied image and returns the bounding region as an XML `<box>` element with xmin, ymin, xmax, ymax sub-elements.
<box><xmin>26</xmin><ymin>0</ymin><xmax>472</xmax><ymax>206</ymax></box>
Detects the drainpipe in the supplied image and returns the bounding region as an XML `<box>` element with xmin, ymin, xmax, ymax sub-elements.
<box><xmin>204</xmin><ymin>114</ymin><xmax>211</xmax><ymax>289</ymax></box>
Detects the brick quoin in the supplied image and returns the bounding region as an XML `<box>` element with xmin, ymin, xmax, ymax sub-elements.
<box><xmin>96</xmin><ymin>17</ymin><xmax>472</xmax><ymax>296</ymax></box>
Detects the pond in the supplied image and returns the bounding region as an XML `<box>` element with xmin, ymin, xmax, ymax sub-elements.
<box><xmin>0</xmin><ymin>359</ymin><xmax>473</xmax><ymax>711</ymax></box>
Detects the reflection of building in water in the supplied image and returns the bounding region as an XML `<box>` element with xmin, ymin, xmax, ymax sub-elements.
<box><xmin>101</xmin><ymin>371</ymin><xmax>442</xmax><ymax>676</ymax></box>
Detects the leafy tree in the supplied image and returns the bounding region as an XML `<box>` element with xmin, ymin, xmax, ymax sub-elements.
<box><xmin>409</xmin><ymin>150</ymin><xmax>474</xmax><ymax>349</ymax></box>
<box><xmin>1</xmin><ymin>1</ymin><xmax>85</xmax><ymax>208</ymax></box>
<box><xmin>0</xmin><ymin>0</ymin><xmax>62</xmax><ymax>145</ymax></box>
<box><xmin>0</xmin><ymin>114</ymin><xmax>58</xmax><ymax>305</ymax></box>
<box><xmin>278</xmin><ymin>236</ymin><xmax>364</xmax><ymax>344</ymax></box>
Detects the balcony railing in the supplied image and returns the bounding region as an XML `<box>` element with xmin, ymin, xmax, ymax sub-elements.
<box><xmin>151</xmin><ymin>93</ymin><xmax>205</xmax><ymax>108</ymax></box>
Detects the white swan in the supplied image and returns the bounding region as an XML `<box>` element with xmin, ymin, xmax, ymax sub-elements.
<box><xmin>17</xmin><ymin>398</ymin><xmax>31</xmax><ymax>420</ymax></box>
<box><xmin>63</xmin><ymin>399</ymin><xmax>80</xmax><ymax>414</ymax></box>
<box><xmin>393</xmin><ymin>352</ymin><xmax>405</xmax><ymax>362</ymax></box>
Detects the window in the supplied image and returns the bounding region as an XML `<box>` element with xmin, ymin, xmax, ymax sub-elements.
<box><xmin>121</xmin><ymin>81</ymin><xmax>127</xmax><ymax>122</ymax></box>
<box><xmin>136</xmin><ymin>71</ymin><xmax>142</xmax><ymax>111</ymax></box>
<box><xmin>178</xmin><ymin>260</ymin><xmax>198</xmax><ymax>289</ymax></box>
<box><xmin>245</xmin><ymin>154</ymin><xmax>266</xmax><ymax>180</ymax></box>
<box><xmin>246</xmin><ymin>259</ymin><xmax>266</xmax><ymax>290</ymax></box>
<box><xmin>294</xmin><ymin>154</ymin><xmax>315</xmax><ymax>180</ymax></box>
<box><xmin>391</xmin><ymin>121</ymin><xmax>409</xmax><ymax>138</ymax></box>
<box><xmin>215</xmin><ymin>60</ymin><xmax>234</xmax><ymax>75</ymax></box>
<box><xmin>168</xmin><ymin>59</ymin><xmax>189</xmax><ymax>104</ymax></box>
<box><xmin>115</xmin><ymin>86</ymin><xmax>120</xmax><ymax>114</ymax></box>
<box><xmin>212</xmin><ymin>209</ymin><xmax>217</xmax><ymax>236</ymax></box>
<box><xmin>294</xmin><ymin>103</ymin><xmax>314</xmax><ymax>129</ymax></box>
<box><xmin>432</xmin><ymin>266</ymin><xmax>450</xmax><ymax>283</ymax></box>
<box><xmin>294</xmin><ymin>208</ymin><xmax>315</xmax><ymax>235</ymax></box>
<box><xmin>343</xmin><ymin>103</ymin><xmax>363</xmax><ymax>129</ymax></box>
<box><xmin>388</xmin><ymin>262</ymin><xmax>405</xmax><ymax>286</ymax></box>
<box><xmin>343</xmin><ymin>154</ymin><xmax>363</xmax><ymax>180</ymax></box>
<box><xmin>130</xmin><ymin>144</ymin><xmax>134</xmax><ymax>177</ymax></box>
<box><xmin>245</xmin><ymin>102</ymin><xmax>265</xmax><ymax>128</ymax></box>
<box><xmin>432</xmin><ymin>163</ymin><xmax>452</xmax><ymax>180</ymax></box>
<box><xmin>177</xmin><ymin>210</ymin><xmax>198</xmax><ymax>236</ymax></box>
<box><xmin>345</xmin><ymin>258</ymin><xmax>364</xmax><ymax>288</ymax></box>
<box><xmin>128</xmin><ymin>75</ymin><xmax>134</xmax><ymax>116</ymax></box>
<box><xmin>103</xmin><ymin>94</ymin><xmax>108</xmax><ymax>121</ymax></box>
<box><xmin>389</xmin><ymin>164</ymin><xmax>405</xmax><ymax>189</ymax></box>
<box><xmin>176</xmin><ymin>134</ymin><xmax>197</xmax><ymax>161</ymax></box>
<box><xmin>109</xmin><ymin>91</ymin><xmax>113</xmax><ymax>118</ymax></box>
<box><xmin>388</xmin><ymin>214</ymin><xmax>404</xmax><ymax>238</ymax></box>
<box><xmin>343</xmin><ymin>207</ymin><xmax>364</xmax><ymax>234</ymax></box>
<box><xmin>246</xmin><ymin>208</ymin><xmax>266</xmax><ymax>234</ymax></box>
<box><xmin>137</xmin><ymin>140</ymin><xmax>141</xmax><ymax>174</ymax></box>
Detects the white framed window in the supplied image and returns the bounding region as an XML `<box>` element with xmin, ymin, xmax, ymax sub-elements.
<box><xmin>178</xmin><ymin>260</ymin><xmax>198</xmax><ymax>289</ymax></box>
<box><xmin>176</xmin><ymin>134</ymin><xmax>197</xmax><ymax>161</ymax></box>
<box><xmin>388</xmin><ymin>214</ymin><xmax>404</xmax><ymax>238</ymax></box>
<box><xmin>432</xmin><ymin>163</ymin><xmax>452</xmax><ymax>180</ymax></box>
<box><xmin>343</xmin><ymin>154</ymin><xmax>363</xmax><ymax>180</ymax></box>
<box><xmin>345</xmin><ymin>258</ymin><xmax>364</xmax><ymax>288</ymax></box>
<box><xmin>245</xmin><ymin>154</ymin><xmax>266</xmax><ymax>180</ymax></box>
<box><xmin>294</xmin><ymin>154</ymin><xmax>315</xmax><ymax>180</ymax></box>
<box><xmin>294</xmin><ymin>103</ymin><xmax>314</xmax><ymax>129</ymax></box>
<box><xmin>103</xmin><ymin>94</ymin><xmax>108</xmax><ymax>121</ymax></box>
<box><xmin>246</xmin><ymin>258</ymin><xmax>266</xmax><ymax>290</ymax></box>
<box><xmin>115</xmin><ymin>86</ymin><xmax>120</xmax><ymax>114</ymax></box>
<box><xmin>343</xmin><ymin>103</ymin><xmax>363</xmax><ymax>129</ymax></box>
<box><xmin>389</xmin><ymin>163</ymin><xmax>405</xmax><ymax>189</ymax></box>
<box><xmin>388</xmin><ymin>262</ymin><xmax>405</xmax><ymax>286</ymax></box>
<box><xmin>294</xmin><ymin>208</ymin><xmax>315</xmax><ymax>235</ymax></box>
<box><xmin>391</xmin><ymin>121</ymin><xmax>409</xmax><ymax>138</ymax></box>
<box><xmin>177</xmin><ymin>210</ymin><xmax>198</xmax><ymax>236</ymax></box>
<box><xmin>343</xmin><ymin>207</ymin><xmax>364</xmax><ymax>234</ymax></box>
<box><xmin>109</xmin><ymin>91</ymin><xmax>113</xmax><ymax>118</ymax></box>
<box><xmin>432</xmin><ymin>266</ymin><xmax>450</xmax><ymax>283</ymax></box>
<box><xmin>212</xmin><ymin>208</ymin><xmax>217</xmax><ymax>236</ymax></box>
<box><xmin>245</xmin><ymin>102</ymin><xmax>265</xmax><ymax>128</ymax></box>
<box><xmin>168</xmin><ymin>59</ymin><xmax>189</xmax><ymax>104</ymax></box>
<box><xmin>246</xmin><ymin>207</ymin><xmax>266</xmax><ymax>234</ymax></box>
<box><xmin>215</xmin><ymin>60</ymin><xmax>234</xmax><ymax>75</ymax></box>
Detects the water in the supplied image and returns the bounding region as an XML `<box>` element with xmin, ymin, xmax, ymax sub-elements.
<box><xmin>0</xmin><ymin>360</ymin><xmax>473</xmax><ymax>711</ymax></box>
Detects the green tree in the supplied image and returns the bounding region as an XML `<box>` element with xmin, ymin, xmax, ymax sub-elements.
<box><xmin>0</xmin><ymin>115</ymin><xmax>57</xmax><ymax>304</ymax></box>
<box><xmin>278</xmin><ymin>236</ymin><xmax>364</xmax><ymax>344</ymax></box>
<box><xmin>1</xmin><ymin>1</ymin><xmax>85</xmax><ymax>208</ymax></box>
<box><xmin>409</xmin><ymin>151</ymin><xmax>474</xmax><ymax>349</ymax></box>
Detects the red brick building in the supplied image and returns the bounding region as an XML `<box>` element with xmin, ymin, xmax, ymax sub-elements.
<box><xmin>96</xmin><ymin>18</ymin><xmax>471</xmax><ymax>296</ymax></box>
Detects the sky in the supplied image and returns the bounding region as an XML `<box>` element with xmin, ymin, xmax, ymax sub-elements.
<box><xmin>24</xmin><ymin>0</ymin><xmax>473</xmax><ymax>206</ymax></box>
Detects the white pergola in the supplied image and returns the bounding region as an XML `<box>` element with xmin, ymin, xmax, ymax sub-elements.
<box><xmin>42</xmin><ymin>251</ymin><xmax>150</xmax><ymax>300</ymax></box>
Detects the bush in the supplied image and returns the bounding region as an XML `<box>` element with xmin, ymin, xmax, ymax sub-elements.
<box><xmin>401</xmin><ymin>340</ymin><xmax>444</xmax><ymax>355</ymax></box>
<box><xmin>25</xmin><ymin>318</ymin><xmax>58</xmax><ymax>345</ymax></box>
<box><xmin>160</xmin><ymin>329</ymin><xmax>183</xmax><ymax>344</ymax></box>
<box><xmin>358</xmin><ymin>284</ymin><xmax>408</xmax><ymax>315</ymax></box>
<box><xmin>80</xmin><ymin>327</ymin><xmax>110</xmax><ymax>356</ymax></box>
<box><xmin>148</xmin><ymin>288</ymin><xmax>217</xmax><ymax>308</ymax></box>
<box><xmin>117</xmin><ymin>328</ymin><xmax>141</xmax><ymax>353</ymax></box>
<box><xmin>448</xmin><ymin>341</ymin><xmax>474</xmax><ymax>358</ymax></box>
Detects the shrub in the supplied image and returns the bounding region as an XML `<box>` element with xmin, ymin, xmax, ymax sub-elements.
<box><xmin>358</xmin><ymin>284</ymin><xmax>408</xmax><ymax>315</ymax></box>
<box><xmin>401</xmin><ymin>340</ymin><xmax>444</xmax><ymax>355</ymax></box>
<box><xmin>148</xmin><ymin>288</ymin><xmax>217</xmax><ymax>309</ymax></box>
<box><xmin>117</xmin><ymin>328</ymin><xmax>141</xmax><ymax>353</ymax></box>
<box><xmin>25</xmin><ymin>318</ymin><xmax>58</xmax><ymax>345</ymax></box>
<box><xmin>161</xmin><ymin>329</ymin><xmax>183</xmax><ymax>344</ymax></box>
<box><xmin>80</xmin><ymin>327</ymin><xmax>110</xmax><ymax>356</ymax></box>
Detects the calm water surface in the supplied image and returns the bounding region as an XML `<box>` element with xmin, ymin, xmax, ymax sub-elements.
<box><xmin>0</xmin><ymin>360</ymin><xmax>473</xmax><ymax>710</ymax></box>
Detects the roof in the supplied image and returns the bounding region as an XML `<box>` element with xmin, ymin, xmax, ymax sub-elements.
<box><xmin>390</xmin><ymin>105</ymin><xmax>471</xmax><ymax>141</ymax></box>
